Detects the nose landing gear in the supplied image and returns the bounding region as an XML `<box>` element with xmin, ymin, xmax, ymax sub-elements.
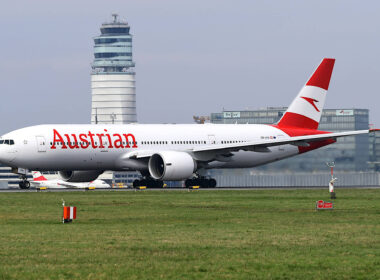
<box><xmin>18</xmin><ymin>177</ymin><xmax>30</xmax><ymax>189</ymax></box>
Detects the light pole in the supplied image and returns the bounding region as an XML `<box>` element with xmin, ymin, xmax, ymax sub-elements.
<box><xmin>110</xmin><ymin>113</ymin><xmax>116</xmax><ymax>124</ymax></box>
<box><xmin>326</xmin><ymin>162</ymin><xmax>337</xmax><ymax>199</ymax></box>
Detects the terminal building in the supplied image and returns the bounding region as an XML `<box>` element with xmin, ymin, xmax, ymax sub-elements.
<box><xmin>91</xmin><ymin>14</ymin><xmax>137</xmax><ymax>124</ymax></box>
<box><xmin>210</xmin><ymin>108</ymin><xmax>370</xmax><ymax>172</ymax></box>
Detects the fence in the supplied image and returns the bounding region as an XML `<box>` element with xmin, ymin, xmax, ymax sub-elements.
<box><xmin>213</xmin><ymin>172</ymin><xmax>380</xmax><ymax>187</ymax></box>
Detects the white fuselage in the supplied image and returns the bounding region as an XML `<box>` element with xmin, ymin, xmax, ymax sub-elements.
<box><xmin>0</xmin><ymin>124</ymin><xmax>299</xmax><ymax>172</ymax></box>
<box><xmin>31</xmin><ymin>179</ymin><xmax>110</xmax><ymax>189</ymax></box>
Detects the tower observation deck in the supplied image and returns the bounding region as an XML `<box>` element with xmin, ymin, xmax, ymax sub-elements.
<box><xmin>91</xmin><ymin>14</ymin><xmax>137</xmax><ymax>124</ymax></box>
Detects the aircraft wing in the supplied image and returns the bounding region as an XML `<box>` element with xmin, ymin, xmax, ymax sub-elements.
<box><xmin>126</xmin><ymin>129</ymin><xmax>373</xmax><ymax>160</ymax></box>
<box><xmin>57</xmin><ymin>182</ymin><xmax>81</xmax><ymax>188</ymax></box>
<box><xmin>192</xmin><ymin>129</ymin><xmax>372</xmax><ymax>154</ymax></box>
<box><xmin>127</xmin><ymin>150</ymin><xmax>155</xmax><ymax>159</ymax></box>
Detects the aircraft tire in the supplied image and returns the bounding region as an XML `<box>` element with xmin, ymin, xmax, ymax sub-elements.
<box><xmin>185</xmin><ymin>179</ymin><xmax>192</xmax><ymax>188</ymax></box>
<box><xmin>201</xmin><ymin>179</ymin><xmax>210</xmax><ymax>188</ymax></box>
<box><xmin>133</xmin><ymin>179</ymin><xmax>140</xmax><ymax>188</ymax></box>
<box><xmin>209</xmin><ymin>179</ymin><xmax>217</xmax><ymax>188</ymax></box>
<box><xmin>18</xmin><ymin>181</ymin><xmax>30</xmax><ymax>189</ymax></box>
<box><xmin>18</xmin><ymin>181</ymin><xmax>25</xmax><ymax>189</ymax></box>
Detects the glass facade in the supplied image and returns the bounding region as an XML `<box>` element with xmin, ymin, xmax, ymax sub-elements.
<box><xmin>369</xmin><ymin>131</ymin><xmax>380</xmax><ymax>171</ymax></box>
<box><xmin>210</xmin><ymin>108</ymin><xmax>370</xmax><ymax>172</ymax></box>
<box><xmin>92</xmin><ymin>16</ymin><xmax>135</xmax><ymax>73</ymax></box>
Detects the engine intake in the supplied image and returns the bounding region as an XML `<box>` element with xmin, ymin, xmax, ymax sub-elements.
<box><xmin>148</xmin><ymin>151</ymin><xmax>196</xmax><ymax>181</ymax></box>
<box><xmin>59</xmin><ymin>170</ymin><xmax>103</xmax><ymax>182</ymax></box>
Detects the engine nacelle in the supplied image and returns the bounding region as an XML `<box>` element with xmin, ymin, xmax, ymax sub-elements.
<box><xmin>59</xmin><ymin>170</ymin><xmax>103</xmax><ymax>182</ymax></box>
<box><xmin>148</xmin><ymin>151</ymin><xmax>196</xmax><ymax>181</ymax></box>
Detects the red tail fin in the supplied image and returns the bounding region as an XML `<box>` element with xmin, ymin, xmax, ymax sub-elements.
<box><xmin>32</xmin><ymin>171</ymin><xmax>47</xmax><ymax>181</ymax></box>
<box><xmin>277</xmin><ymin>58</ymin><xmax>335</xmax><ymax>130</ymax></box>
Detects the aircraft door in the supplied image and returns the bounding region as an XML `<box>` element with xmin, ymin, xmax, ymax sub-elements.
<box><xmin>36</xmin><ymin>136</ymin><xmax>47</xmax><ymax>152</ymax></box>
<box><xmin>208</xmin><ymin>135</ymin><xmax>217</xmax><ymax>145</ymax></box>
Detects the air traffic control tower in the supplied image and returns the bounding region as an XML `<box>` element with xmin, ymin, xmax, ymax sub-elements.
<box><xmin>91</xmin><ymin>14</ymin><xmax>136</xmax><ymax>124</ymax></box>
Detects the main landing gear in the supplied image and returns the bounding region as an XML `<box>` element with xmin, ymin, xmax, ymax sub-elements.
<box><xmin>133</xmin><ymin>179</ymin><xmax>164</xmax><ymax>188</ymax></box>
<box><xmin>19</xmin><ymin>176</ymin><xmax>30</xmax><ymax>189</ymax></box>
<box><xmin>185</xmin><ymin>177</ymin><xmax>217</xmax><ymax>188</ymax></box>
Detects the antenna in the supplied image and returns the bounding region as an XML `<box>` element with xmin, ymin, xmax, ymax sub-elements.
<box><xmin>112</xmin><ymin>13</ymin><xmax>118</xmax><ymax>23</ymax></box>
<box><xmin>110</xmin><ymin>112</ymin><xmax>117</xmax><ymax>124</ymax></box>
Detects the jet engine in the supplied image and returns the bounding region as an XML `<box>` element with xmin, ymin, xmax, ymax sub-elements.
<box><xmin>148</xmin><ymin>151</ymin><xmax>196</xmax><ymax>181</ymax></box>
<box><xmin>59</xmin><ymin>170</ymin><xmax>103</xmax><ymax>182</ymax></box>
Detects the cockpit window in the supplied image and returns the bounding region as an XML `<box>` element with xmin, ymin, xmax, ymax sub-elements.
<box><xmin>1</xmin><ymin>139</ymin><xmax>14</xmax><ymax>145</ymax></box>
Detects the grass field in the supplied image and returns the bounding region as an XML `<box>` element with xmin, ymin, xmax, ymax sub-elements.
<box><xmin>0</xmin><ymin>189</ymin><xmax>379</xmax><ymax>280</ymax></box>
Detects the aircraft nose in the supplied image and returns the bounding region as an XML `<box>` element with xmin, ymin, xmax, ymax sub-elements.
<box><xmin>0</xmin><ymin>146</ymin><xmax>10</xmax><ymax>163</ymax></box>
<box><xmin>0</xmin><ymin>140</ymin><xmax>16</xmax><ymax>164</ymax></box>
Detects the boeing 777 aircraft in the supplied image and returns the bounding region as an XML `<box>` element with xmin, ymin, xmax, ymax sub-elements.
<box><xmin>0</xmin><ymin>58</ymin><xmax>375</xmax><ymax>189</ymax></box>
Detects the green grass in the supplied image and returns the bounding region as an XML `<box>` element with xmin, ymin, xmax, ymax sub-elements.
<box><xmin>0</xmin><ymin>189</ymin><xmax>379</xmax><ymax>280</ymax></box>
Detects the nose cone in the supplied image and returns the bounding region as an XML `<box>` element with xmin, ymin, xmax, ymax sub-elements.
<box><xmin>0</xmin><ymin>146</ymin><xmax>10</xmax><ymax>164</ymax></box>
<box><xmin>0</xmin><ymin>137</ymin><xmax>17</xmax><ymax>164</ymax></box>
<box><xmin>0</xmin><ymin>146</ymin><xmax>14</xmax><ymax>164</ymax></box>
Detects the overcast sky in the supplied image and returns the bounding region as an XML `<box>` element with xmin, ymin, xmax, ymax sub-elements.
<box><xmin>0</xmin><ymin>0</ymin><xmax>379</xmax><ymax>134</ymax></box>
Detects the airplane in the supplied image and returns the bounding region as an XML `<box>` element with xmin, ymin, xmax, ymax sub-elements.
<box><xmin>0</xmin><ymin>58</ymin><xmax>376</xmax><ymax>189</ymax></box>
<box><xmin>30</xmin><ymin>171</ymin><xmax>111</xmax><ymax>189</ymax></box>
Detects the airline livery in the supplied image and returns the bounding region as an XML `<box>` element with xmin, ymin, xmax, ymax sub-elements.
<box><xmin>31</xmin><ymin>171</ymin><xmax>111</xmax><ymax>189</ymax></box>
<box><xmin>0</xmin><ymin>58</ymin><xmax>375</xmax><ymax>189</ymax></box>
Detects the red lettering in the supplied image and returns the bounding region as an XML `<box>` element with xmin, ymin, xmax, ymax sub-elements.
<box><xmin>51</xmin><ymin>129</ymin><xmax>67</xmax><ymax>149</ymax></box>
<box><xmin>88</xmin><ymin>131</ymin><xmax>97</xmax><ymax>149</ymax></box>
<box><xmin>104</xmin><ymin>129</ymin><xmax>113</xmax><ymax>148</ymax></box>
<box><xmin>96</xmin><ymin>133</ymin><xmax>105</xmax><ymax>149</ymax></box>
<box><xmin>113</xmin><ymin>134</ymin><xmax>124</xmax><ymax>148</ymax></box>
<box><xmin>65</xmin><ymin>134</ymin><xmax>79</xmax><ymax>149</ymax></box>
<box><xmin>123</xmin><ymin>134</ymin><xmax>137</xmax><ymax>148</ymax></box>
<box><xmin>51</xmin><ymin>130</ymin><xmax>137</xmax><ymax>150</ymax></box>
<box><xmin>79</xmin><ymin>134</ymin><xmax>89</xmax><ymax>149</ymax></box>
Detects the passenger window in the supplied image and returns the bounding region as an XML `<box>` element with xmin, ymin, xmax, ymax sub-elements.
<box><xmin>4</xmin><ymin>140</ymin><xmax>9</xmax><ymax>145</ymax></box>
<box><xmin>0</xmin><ymin>140</ymin><xmax>3</xmax><ymax>144</ymax></box>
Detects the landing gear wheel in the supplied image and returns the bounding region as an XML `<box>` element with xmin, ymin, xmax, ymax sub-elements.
<box><xmin>208</xmin><ymin>179</ymin><xmax>217</xmax><ymax>188</ymax></box>
<box><xmin>19</xmin><ymin>180</ymin><xmax>30</xmax><ymax>189</ymax></box>
<box><xmin>185</xmin><ymin>179</ymin><xmax>192</xmax><ymax>188</ymax></box>
<box><xmin>133</xmin><ymin>179</ymin><xmax>164</xmax><ymax>188</ymax></box>
<box><xmin>133</xmin><ymin>179</ymin><xmax>140</xmax><ymax>188</ymax></box>
<box><xmin>186</xmin><ymin>177</ymin><xmax>217</xmax><ymax>188</ymax></box>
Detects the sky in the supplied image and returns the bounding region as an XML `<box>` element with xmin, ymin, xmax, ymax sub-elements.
<box><xmin>0</xmin><ymin>0</ymin><xmax>379</xmax><ymax>134</ymax></box>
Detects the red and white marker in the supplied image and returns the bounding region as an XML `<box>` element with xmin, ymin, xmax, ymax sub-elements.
<box><xmin>62</xmin><ymin>200</ymin><xmax>77</xmax><ymax>223</ymax></box>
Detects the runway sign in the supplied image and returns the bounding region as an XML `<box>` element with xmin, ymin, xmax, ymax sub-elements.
<box><xmin>316</xmin><ymin>200</ymin><xmax>333</xmax><ymax>210</ymax></box>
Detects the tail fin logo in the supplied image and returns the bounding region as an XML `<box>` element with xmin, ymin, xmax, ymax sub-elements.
<box><xmin>301</xmin><ymin>96</ymin><xmax>320</xmax><ymax>112</ymax></box>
